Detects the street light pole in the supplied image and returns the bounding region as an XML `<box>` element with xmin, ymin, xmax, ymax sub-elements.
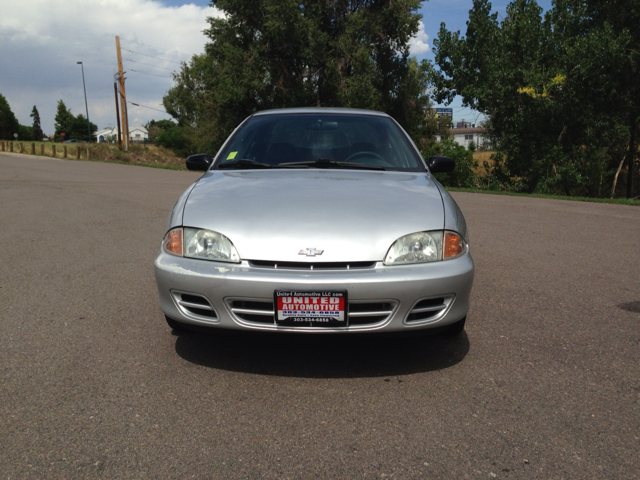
<box><xmin>77</xmin><ymin>61</ymin><xmax>91</xmax><ymax>142</ymax></box>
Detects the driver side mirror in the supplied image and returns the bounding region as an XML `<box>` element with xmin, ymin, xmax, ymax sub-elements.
<box><xmin>186</xmin><ymin>153</ymin><xmax>213</xmax><ymax>171</ymax></box>
<box><xmin>427</xmin><ymin>155</ymin><xmax>455</xmax><ymax>174</ymax></box>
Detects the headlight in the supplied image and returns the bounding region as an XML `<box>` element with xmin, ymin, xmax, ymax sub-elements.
<box><xmin>163</xmin><ymin>227</ymin><xmax>241</xmax><ymax>263</ymax></box>
<box><xmin>384</xmin><ymin>231</ymin><xmax>466</xmax><ymax>265</ymax></box>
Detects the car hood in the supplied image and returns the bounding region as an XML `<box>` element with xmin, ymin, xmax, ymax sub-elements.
<box><xmin>182</xmin><ymin>169</ymin><xmax>444</xmax><ymax>262</ymax></box>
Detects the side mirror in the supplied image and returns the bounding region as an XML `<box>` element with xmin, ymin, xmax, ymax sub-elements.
<box><xmin>426</xmin><ymin>155</ymin><xmax>455</xmax><ymax>174</ymax></box>
<box><xmin>186</xmin><ymin>153</ymin><xmax>213</xmax><ymax>171</ymax></box>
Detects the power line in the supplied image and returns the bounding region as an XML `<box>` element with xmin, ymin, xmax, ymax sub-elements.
<box><xmin>129</xmin><ymin>68</ymin><xmax>173</xmax><ymax>79</ymax></box>
<box><xmin>121</xmin><ymin>48</ymin><xmax>183</xmax><ymax>65</ymax></box>
<box><xmin>128</xmin><ymin>101</ymin><xmax>170</xmax><ymax>115</ymax></box>
<box><xmin>124</xmin><ymin>58</ymin><xmax>175</xmax><ymax>72</ymax></box>
<box><xmin>119</xmin><ymin>37</ymin><xmax>186</xmax><ymax>59</ymax></box>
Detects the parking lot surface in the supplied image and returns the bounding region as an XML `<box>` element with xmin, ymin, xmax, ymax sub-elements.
<box><xmin>1</xmin><ymin>153</ymin><xmax>639</xmax><ymax>478</ymax></box>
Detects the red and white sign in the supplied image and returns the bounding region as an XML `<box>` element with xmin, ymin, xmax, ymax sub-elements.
<box><xmin>275</xmin><ymin>291</ymin><xmax>346</xmax><ymax>325</ymax></box>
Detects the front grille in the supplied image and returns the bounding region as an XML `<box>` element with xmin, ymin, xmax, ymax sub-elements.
<box><xmin>229</xmin><ymin>299</ymin><xmax>274</xmax><ymax>324</ymax></box>
<box><xmin>348</xmin><ymin>302</ymin><xmax>396</xmax><ymax>326</ymax></box>
<box><xmin>172</xmin><ymin>292</ymin><xmax>218</xmax><ymax>320</ymax></box>
<box><xmin>405</xmin><ymin>295</ymin><xmax>454</xmax><ymax>324</ymax></box>
<box><xmin>248</xmin><ymin>260</ymin><xmax>376</xmax><ymax>270</ymax></box>
<box><xmin>227</xmin><ymin>298</ymin><xmax>396</xmax><ymax>327</ymax></box>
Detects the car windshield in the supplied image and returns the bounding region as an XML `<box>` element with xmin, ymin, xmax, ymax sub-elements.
<box><xmin>214</xmin><ymin>113</ymin><xmax>425</xmax><ymax>172</ymax></box>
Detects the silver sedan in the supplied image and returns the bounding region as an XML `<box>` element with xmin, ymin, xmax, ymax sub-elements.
<box><xmin>154</xmin><ymin>108</ymin><xmax>474</xmax><ymax>334</ymax></box>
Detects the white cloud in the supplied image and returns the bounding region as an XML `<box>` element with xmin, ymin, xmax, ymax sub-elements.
<box><xmin>409</xmin><ymin>20</ymin><xmax>430</xmax><ymax>55</ymax></box>
<box><xmin>0</xmin><ymin>0</ymin><xmax>224</xmax><ymax>135</ymax></box>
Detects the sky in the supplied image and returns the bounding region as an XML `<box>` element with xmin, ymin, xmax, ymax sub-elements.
<box><xmin>1</xmin><ymin>0</ymin><xmax>552</xmax><ymax>136</ymax></box>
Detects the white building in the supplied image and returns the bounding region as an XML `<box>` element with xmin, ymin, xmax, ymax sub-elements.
<box><xmin>94</xmin><ymin>126</ymin><xmax>149</xmax><ymax>144</ymax></box>
<box><xmin>436</xmin><ymin>127</ymin><xmax>489</xmax><ymax>150</ymax></box>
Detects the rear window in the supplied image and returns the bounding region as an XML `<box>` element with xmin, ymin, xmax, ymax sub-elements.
<box><xmin>215</xmin><ymin>113</ymin><xmax>425</xmax><ymax>171</ymax></box>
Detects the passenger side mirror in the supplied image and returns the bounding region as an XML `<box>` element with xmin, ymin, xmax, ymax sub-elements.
<box><xmin>186</xmin><ymin>153</ymin><xmax>213</xmax><ymax>171</ymax></box>
<box><xmin>426</xmin><ymin>156</ymin><xmax>455</xmax><ymax>174</ymax></box>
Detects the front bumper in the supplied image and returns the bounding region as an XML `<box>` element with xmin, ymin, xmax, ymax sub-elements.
<box><xmin>154</xmin><ymin>251</ymin><xmax>474</xmax><ymax>333</ymax></box>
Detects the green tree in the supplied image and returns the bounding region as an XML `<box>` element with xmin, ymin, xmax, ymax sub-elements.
<box><xmin>54</xmin><ymin>100</ymin><xmax>74</xmax><ymax>142</ymax></box>
<box><xmin>431</xmin><ymin>0</ymin><xmax>640</xmax><ymax>198</ymax></box>
<box><xmin>0</xmin><ymin>94</ymin><xmax>20</xmax><ymax>140</ymax></box>
<box><xmin>145</xmin><ymin>119</ymin><xmax>178</xmax><ymax>142</ymax></box>
<box><xmin>549</xmin><ymin>0</ymin><xmax>640</xmax><ymax>198</ymax></box>
<box><xmin>164</xmin><ymin>0</ymin><xmax>435</xmax><ymax>155</ymax></box>
<box><xmin>30</xmin><ymin>105</ymin><xmax>43</xmax><ymax>141</ymax></box>
<box><xmin>18</xmin><ymin>125</ymin><xmax>34</xmax><ymax>141</ymax></box>
<box><xmin>54</xmin><ymin>100</ymin><xmax>96</xmax><ymax>142</ymax></box>
<box><xmin>65</xmin><ymin>114</ymin><xmax>97</xmax><ymax>142</ymax></box>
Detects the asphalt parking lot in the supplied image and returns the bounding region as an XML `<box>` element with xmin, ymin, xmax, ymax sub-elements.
<box><xmin>1</xmin><ymin>152</ymin><xmax>639</xmax><ymax>479</ymax></box>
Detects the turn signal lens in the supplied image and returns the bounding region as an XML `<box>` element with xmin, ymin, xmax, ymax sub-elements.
<box><xmin>443</xmin><ymin>231</ymin><xmax>465</xmax><ymax>259</ymax></box>
<box><xmin>163</xmin><ymin>228</ymin><xmax>183</xmax><ymax>256</ymax></box>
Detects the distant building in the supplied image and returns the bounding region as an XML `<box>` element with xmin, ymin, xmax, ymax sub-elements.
<box><xmin>94</xmin><ymin>126</ymin><xmax>149</xmax><ymax>143</ymax></box>
<box><xmin>436</xmin><ymin>127</ymin><xmax>489</xmax><ymax>150</ymax></box>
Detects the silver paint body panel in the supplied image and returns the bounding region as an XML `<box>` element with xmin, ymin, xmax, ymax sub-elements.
<box><xmin>180</xmin><ymin>169</ymin><xmax>445</xmax><ymax>263</ymax></box>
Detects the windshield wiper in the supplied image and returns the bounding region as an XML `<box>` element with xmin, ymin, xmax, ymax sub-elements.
<box><xmin>279</xmin><ymin>158</ymin><xmax>385</xmax><ymax>170</ymax></box>
<box><xmin>217</xmin><ymin>159</ymin><xmax>272</xmax><ymax>169</ymax></box>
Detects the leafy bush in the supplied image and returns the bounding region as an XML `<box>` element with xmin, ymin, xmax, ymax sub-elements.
<box><xmin>153</xmin><ymin>126</ymin><xmax>197</xmax><ymax>158</ymax></box>
<box><xmin>422</xmin><ymin>138</ymin><xmax>478</xmax><ymax>188</ymax></box>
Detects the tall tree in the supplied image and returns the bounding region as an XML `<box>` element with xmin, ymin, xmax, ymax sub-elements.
<box><xmin>0</xmin><ymin>94</ymin><xmax>20</xmax><ymax>140</ymax></box>
<box><xmin>431</xmin><ymin>0</ymin><xmax>639</xmax><ymax>197</ymax></box>
<box><xmin>54</xmin><ymin>100</ymin><xmax>74</xmax><ymax>142</ymax></box>
<box><xmin>30</xmin><ymin>105</ymin><xmax>43</xmax><ymax>141</ymax></box>
<box><xmin>549</xmin><ymin>0</ymin><xmax>640</xmax><ymax>198</ymax></box>
<box><xmin>53</xmin><ymin>101</ymin><xmax>97</xmax><ymax>142</ymax></box>
<box><xmin>164</xmin><ymin>0</ymin><xmax>434</xmax><ymax>154</ymax></box>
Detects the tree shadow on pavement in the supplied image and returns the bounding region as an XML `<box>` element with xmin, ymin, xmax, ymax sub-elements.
<box><xmin>173</xmin><ymin>329</ymin><xmax>469</xmax><ymax>378</ymax></box>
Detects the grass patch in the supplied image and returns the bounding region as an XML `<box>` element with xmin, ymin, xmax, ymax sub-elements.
<box><xmin>447</xmin><ymin>187</ymin><xmax>640</xmax><ymax>206</ymax></box>
<box><xmin>1</xmin><ymin>140</ymin><xmax>188</xmax><ymax>170</ymax></box>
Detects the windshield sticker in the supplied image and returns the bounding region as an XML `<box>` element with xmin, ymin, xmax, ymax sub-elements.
<box><xmin>226</xmin><ymin>151</ymin><xmax>238</xmax><ymax>160</ymax></box>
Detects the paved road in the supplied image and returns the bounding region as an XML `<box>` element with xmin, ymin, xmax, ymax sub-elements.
<box><xmin>1</xmin><ymin>152</ymin><xmax>639</xmax><ymax>479</ymax></box>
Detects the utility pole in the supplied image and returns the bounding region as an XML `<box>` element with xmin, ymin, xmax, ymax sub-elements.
<box><xmin>115</xmin><ymin>36</ymin><xmax>129</xmax><ymax>151</ymax></box>
<box><xmin>113</xmin><ymin>81</ymin><xmax>122</xmax><ymax>149</ymax></box>
<box><xmin>77</xmin><ymin>62</ymin><xmax>91</xmax><ymax>142</ymax></box>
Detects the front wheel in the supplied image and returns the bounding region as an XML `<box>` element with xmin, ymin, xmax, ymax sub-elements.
<box><xmin>444</xmin><ymin>316</ymin><xmax>466</xmax><ymax>336</ymax></box>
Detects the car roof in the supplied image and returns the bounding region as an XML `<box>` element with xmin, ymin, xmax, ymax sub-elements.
<box><xmin>253</xmin><ymin>107</ymin><xmax>390</xmax><ymax>118</ymax></box>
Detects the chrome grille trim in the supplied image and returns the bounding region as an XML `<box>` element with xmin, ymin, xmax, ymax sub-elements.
<box><xmin>349</xmin><ymin>310</ymin><xmax>391</xmax><ymax>317</ymax></box>
<box><xmin>226</xmin><ymin>298</ymin><xmax>398</xmax><ymax>328</ymax></box>
<box><xmin>170</xmin><ymin>291</ymin><xmax>219</xmax><ymax>322</ymax></box>
<box><xmin>247</xmin><ymin>260</ymin><xmax>377</xmax><ymax>270</ymax></box>
<box><xmin>347</xmin><ymin>301</ymin><xmax>397</xmax><ymax>327</ymax></box>
<box><xmin>404</xmin><ymin>295</ymin><xmax>455</xmax><ymax>325</ymax></box>
<box><xmin>227</xmin><ymin>299</ymin><xmax>274</xmax><ymax>325</ymax></box>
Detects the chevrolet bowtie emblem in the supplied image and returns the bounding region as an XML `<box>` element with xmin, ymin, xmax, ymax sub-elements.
<box><xmin>299</xmin><ymin>248</ymin><xmax>324</xmax><ymax>257</ymax></box>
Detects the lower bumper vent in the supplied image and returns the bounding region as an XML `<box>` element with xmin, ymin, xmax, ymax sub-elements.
<box><xmin>405</xmin><ymin>295</ymin><xmax>454</xmax><ymax>324</ymax></box>
<box><xmin>172</xmin><ymin>292</ymin><xmax>218</xmax><ymax>320</ymax></box>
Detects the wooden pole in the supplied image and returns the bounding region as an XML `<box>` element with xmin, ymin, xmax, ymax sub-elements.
<box><xmin>114</xmin><ymin>81</ymin><xmax>122</xmax><ymax>149</ymax></box>
<box><xmin>31</xmin><ymin>143</ymin><xmax>35</xmax><ymax>154</ymax></box>
<box><xmin>52</xmin><ymin>145</ymin><xmax>56</xmax><ymax>157</ymax></box>
<box><xmin>41</xmin><ymin>144</ymin><xmax>44</xmax><ymax>155</ymax></box>
<box><xmin>116</xmin><ymin>36</ymin><xmax>129</xmax><ymax>151</ymax></box>
<box><xmin>63</xmin><ymin>145</ymin><xmax>67</xmax><ymax>158</ymax></box>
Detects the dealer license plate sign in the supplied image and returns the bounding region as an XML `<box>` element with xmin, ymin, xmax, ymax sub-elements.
<box><xmin>274</xmin><ymin>290</ymin><xmax>347</xmax><ymax>327</ymax></box>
